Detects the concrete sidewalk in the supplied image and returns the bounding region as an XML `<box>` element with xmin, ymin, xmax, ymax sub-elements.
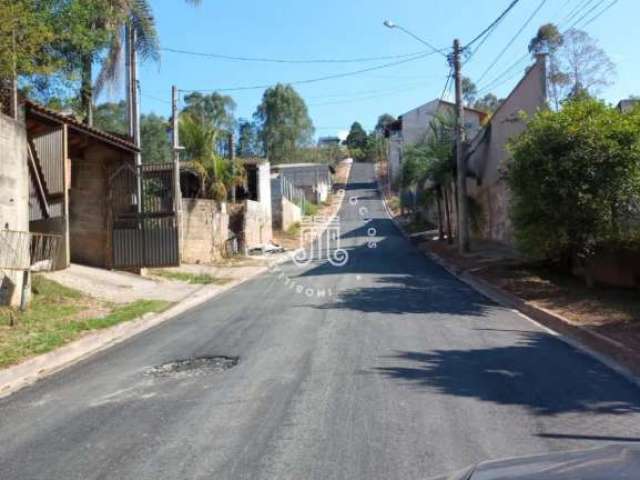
<box><xmin>44</xmin><ymin>259</ymin><xmax>282</xmax><ymax>304</ymax></box>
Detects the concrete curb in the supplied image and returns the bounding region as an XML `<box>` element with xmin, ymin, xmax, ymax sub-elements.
<box><xmin>378</xmin><ymin>177</ymin><xmax>640</xmax><ymax>389</ymax></box>
<box><xmin>0</xmin><ymin>262</ymin><xmax>280</xmax><ymax>399</ymax></box>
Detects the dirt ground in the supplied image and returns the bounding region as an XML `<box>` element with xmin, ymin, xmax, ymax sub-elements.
<box><xmin>424</xmin><ymin>239</ymin><xmax>640</xmax><ymax>352</ymax></box>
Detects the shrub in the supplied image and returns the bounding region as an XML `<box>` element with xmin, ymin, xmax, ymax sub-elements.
<box><xmin>507</xmin><ymin>98</ymin><xmax>640</xmax><ymax>261</ymax></box>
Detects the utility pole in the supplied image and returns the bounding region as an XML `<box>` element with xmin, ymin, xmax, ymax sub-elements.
<box><xmin>172</xmin><ymin>85</ymin><xmax>183</xmax><ymax>257</ymax></box>
<box><xmin>126</xmin><ymin>24</ymin><xmax>142</xmax><ymax>216</ymax></box>
<box><xmin>453</xmin><ymin>38</ymin><xmax>470</xmax><ymax>253</ymax></box>
<box><xmin>228</xmin><ymin>132</ymin><xmax>236</xmax><ymax>203</ymax></box>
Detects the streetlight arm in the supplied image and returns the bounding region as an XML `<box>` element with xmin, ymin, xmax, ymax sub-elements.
<box><xmin>383</xmin><ymin>20</ymin><xmax>447</xmax><ymax>57</ymax></box>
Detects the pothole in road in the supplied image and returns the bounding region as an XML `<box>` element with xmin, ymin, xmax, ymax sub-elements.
<box><xmin>145</xmin><ymin>356</ymin><xmax>239</xmax><ymax>379</ymax></box>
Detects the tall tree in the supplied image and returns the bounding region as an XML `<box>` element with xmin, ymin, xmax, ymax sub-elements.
<box><xmin>254</xmin><ymin>83</ymin><xmax>314</xmax><ymax>163</ymax></box>
<box><xmin>182</xmin><ymin>91</ymin><xmax>236</xmax><ymax>133</ymax></box>
<box><xmin>236</xmin><ymin>119</ymin><xmax>262</xmax><ymax>157</ymax></box>
<box><xmin>461</xmin><ymin>77</ymin><xmax>477</xmax><ymax>106</ymax></box>
<box><xmin>93</xmin><ymin>100</ymin><xmax>127</xmax><ymax>134</ymax></box>
<box><xmin>558</xmin><ymin>29</ymin><xmax>616</xmax><ymax>99</ymax></box>
<box><xmin>374</xmin><ymin>113</ymin><xmax>396</xmax><ymax>134</ymax></box>
<box><xmin>93</xmin><ymin>100</ymin><xmax>171</xmax><ymax>163</ymax></box>
<box><xmin>345</xmin><ymin>122</ymin><xmax>368</xmax><ymax>150</ymax></box>
<box><xmin>140</xmin><ymin>113</ymin><xmax>171</xmax><ymax>163</ymax></box>
<box><xmin>528</xmin><ymin>23</ymin><xmax>567</xmax><ymax>109</ymax></box>
<box><xmin>0</xmin><ymin>0</ymin><xmax>56</xmax><ymax>81</ymax></box>
<box><xmin>83</xmin><ymin>0</ymin><xmax>201</xmax><ymax>125</ymax></box>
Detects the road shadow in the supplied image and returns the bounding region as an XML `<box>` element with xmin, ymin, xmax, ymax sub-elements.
<box><xmin>374</xmin><ymin>332</ymin><xmax>640</xmax><ymax>415</ymax></box>
<box><xmin>317</xmin><ymin>274</ymin><xmax>491</xmax><ymax>316</ymax></box>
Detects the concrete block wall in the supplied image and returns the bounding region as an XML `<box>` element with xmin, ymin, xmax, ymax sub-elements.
<box><xmin>181</xmin><ymin>198</ymin><xmax>229</xmax><ymax>263</ymax></box>
<box><xmin>243</xmin><ymin>199</ymin><xmax>272</xmax><ymax>250</ymax></box>
<box><xmin>280</xmin><ymin>197</ymin><xmax>302</xmax><ymax>232</ymax></box>
<box><xmin>0</xmin><ymin>113</ymin><xmax>29</xmax><ymax>306</ymax></box>
<box><xmin>69</xmin><ymin>144</ymin><xmax>110</xmax><ymax>268</ymax></box>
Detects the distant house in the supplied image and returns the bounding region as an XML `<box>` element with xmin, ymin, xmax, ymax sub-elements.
<box><xmin>618</xmin><ymin>99</ymin><xmax>640</xmax><ymax>113</ymax></box>
<box><xmin>317</xmin><ymin>136</ymin><xmax>342</xmax><ymax>147</ymax></box>
<box><xmin>271</xmin><ymin>163</ymin><xmax>333</xmax><ymax>204</ymax></box>
<box><xmin>385</xmin><ymin>100</ymin><xmax>488</xmax><ymax>184</ymax></box>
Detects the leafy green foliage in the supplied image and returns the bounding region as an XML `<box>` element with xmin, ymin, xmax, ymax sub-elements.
<box><xmin>461</xmin><ymin>77</ymin><xmax>477</xmax><ymax>106</ymax></box>
<box><xmin>182</xmin><ymin>92</ymin><xmax>236</xmax><ymax>134</ymax></box>
<box><xmin>345</xmin><ymin>122</ymin><xmax>368</xmax><ymax>150</ymax></box>
<box><xmin>93</xmin><ymin>101</ymin><xmax>171</xmax><ymax>163</ymax></box>
<box><xmin>507</xmin><ymin>98</ymin><xmax>640</xmax><ymax>260</ymax></box>
<box><xmin>237</xmin><ymin>118</ymin><xmax>262</xmax><ymax>157</ymax></box>
<box><xmin>140</xmin><ymin>113</ymin><xmax>171</xmax><ymax>164</ymax></box>
<box><xmin>93</xmin><ymin>100</ymin><xmax>127</xmax><ymax>134</ymax></box>
<box><xmin>254</xmin><ymin>84</ymin><xmax>314</xmax><ymax>163</ymax></box>
<box><xmin>474</xmin><ymin>93</ymin><xmax>502</xmax><ymax>114</ymax></box>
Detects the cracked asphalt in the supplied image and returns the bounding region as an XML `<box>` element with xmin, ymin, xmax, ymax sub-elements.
<box><xmin>1</xmin><ymin>163</ymin><xmax>640</xmax><ymax>480</ymax></box>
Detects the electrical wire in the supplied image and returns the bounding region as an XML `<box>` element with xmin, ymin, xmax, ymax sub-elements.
<box><xmin>160</xmin><ymin>47</ymin><xmax>432</xmax><ymax>64</ymax></box>
<box><xmin>475</xmin><ymin>0</ymin><xmax>615</xmax><ymax>95</ymax></box>
<box><xmin>577</xmin><ymin>0</ymin><xmax>619</xmax><ymax>28</ymax></box>
<box><xmin>564</xmin><ymin>0</ymin><xmax>596</xmax><ymax>23</ymax></box>
<box><xmin>179</xmin><ymin>51</ymin><xmax>435</xmax><ymax>92</ymax></box>
<box><xmin>568</xmin><ymin>0</ymin><xmax>606</xmax><ymax>28</ymax></box>
<box><xmin>465</xmin><ymin>0</ymin><xmax>521</xmax><ymax>49</ymax></box>
<box><xmin>308</xmin><ymin>83</ymin><xmax>430</xmax><ymax>107</ymax></box>
<box><xmin>475</xmin><ymin>0</ymin><xmax>548</xmax><ymax>85</ymax></box>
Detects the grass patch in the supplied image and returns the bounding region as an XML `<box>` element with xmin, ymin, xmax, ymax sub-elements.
<box><xmin>149</xmin><ymin>269</ymin><xmax>231</xmax><ymax>285</ymax></box>
<box><xmin>0</xmin><ymin>276</ymin><xmax>169</xmax><ymax>369</ymax></box>
<box><xmin>302</xmin><ymin>201</ymin><xmax>319</xmax><ymax>216</ymax></box>
<box><xmin>287</xmin><ymin>222</ymin><xmax>301</xmax><ymax>237</ymax></box>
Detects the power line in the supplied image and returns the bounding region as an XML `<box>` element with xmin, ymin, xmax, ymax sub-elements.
<box><xmin>308</xmin><ymin>84</ymin><xmax>429</xmax><ymax>107</ymax></box>
<box><xmin>564</xmin><ymin>0</ymin><xmax>596</xmax><ymax>23</ymax></box>
<box><xmin>577</xmin><ymin>0</ymin><xmax>619</xmax><ymax>28</ymax></box>
<box><xmin>475</xmin><ymin>0</ymin><xmax>609</xmax><ymax>95</ymax></box>
<box><xmin>475</xmin><ymin>0</ymin><xmax>548</xmax><ymax>85</ymax></box>
<box><xmin>475</xmin><ymin>52</ymin><xmax>530</xmax><ymax>94</ymax></box>
<box><xmin>179</xmin><ymin>52</ymin><xmax>435</xmax><ymax>92</ymax></box>
<box><xmin>568</xmin><ymin>0</ymin><xmax>606</xmax><ymax>28</ymax></box>
<box><xmin>465</xmin><ymin>0</ymin><xmax>521</xmax><ymax>49</ymax></box>
<box><xmin>160</xmin><ymin>46</ymin><xmax>432</xmax><ymax>64</ymax></box>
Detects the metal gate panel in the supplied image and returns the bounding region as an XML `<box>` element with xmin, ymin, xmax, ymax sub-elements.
<box><xmin>110</xmin><ymin>162</ymin><xmax>179</xmax><ymax>269</ymax></box>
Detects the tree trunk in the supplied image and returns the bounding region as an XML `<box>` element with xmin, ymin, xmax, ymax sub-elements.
<box><xmin>81</xmin><ymin>54</ymin><xmax>93</xmax><ymax>126</ymax></box>
<box><xmin>436</xmin><ymin>186</ymin><xmax>444</xmax><ymax>241</ymax></box>
<box><xmin>443</xmin><ymin>186</ymin><xmax>453</xmax><ymax>245</ymax></box>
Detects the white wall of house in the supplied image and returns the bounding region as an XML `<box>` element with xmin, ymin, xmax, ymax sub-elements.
<box><xmin>388</xmin><ymin>100</ymin><xmax>486</xmax><ymax>184</ymax></box>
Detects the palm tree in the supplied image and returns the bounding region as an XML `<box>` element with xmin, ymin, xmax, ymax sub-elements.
<box><xmin>179</xmin><ymin>113</ymin><xmax>245</xmax><ymax>202</ymax></box>
<box><xmin>82</xmin><ymin>0</ymin><xmax>201</xmax><ymax>125</ymax></box>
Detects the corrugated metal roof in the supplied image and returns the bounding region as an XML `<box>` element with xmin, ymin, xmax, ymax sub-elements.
<box><xmin>25</xmin><ymin>100</ymin><xmax>139</xmax><ymax>152</ymax></box>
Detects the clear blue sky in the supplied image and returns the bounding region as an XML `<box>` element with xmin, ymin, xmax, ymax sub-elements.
<box><xmin>125</xmin><ymin>0</ymin><xmax>636</xmax><ymax>139</ymax></box>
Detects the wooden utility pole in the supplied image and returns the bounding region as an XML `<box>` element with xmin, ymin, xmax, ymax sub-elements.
<box><xmin>453</xmin><ymin>38</ymin><xmax>469</xmax><ymax>253</ymax></box>
<box><xmin>228</xmin><ymin>132</ymin><xmax>236</xmax><ymax>203</ymax></box>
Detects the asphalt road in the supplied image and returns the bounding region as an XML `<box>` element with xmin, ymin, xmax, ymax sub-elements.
<box><xmin>1</xmin><ymin>163</ymin><xmax>640</xmax><ymax>480</ymax></box>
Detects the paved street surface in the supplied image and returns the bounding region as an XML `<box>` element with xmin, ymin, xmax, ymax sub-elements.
<box><xmin>1</xmin><ymin>163</ymin><xmax>640</xmax><ymax>480</ymax></box>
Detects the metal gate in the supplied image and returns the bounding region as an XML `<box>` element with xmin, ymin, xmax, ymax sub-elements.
<box><xmin>110</xmin><ymin>162</ymin><xmax>179</xmax><ymax>269</ymax></box>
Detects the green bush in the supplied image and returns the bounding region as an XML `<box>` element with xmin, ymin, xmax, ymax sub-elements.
<box><xmin>507</xmin><ymin>98</ymin><xmax>640</xmax><ymax>261</ymax></box>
